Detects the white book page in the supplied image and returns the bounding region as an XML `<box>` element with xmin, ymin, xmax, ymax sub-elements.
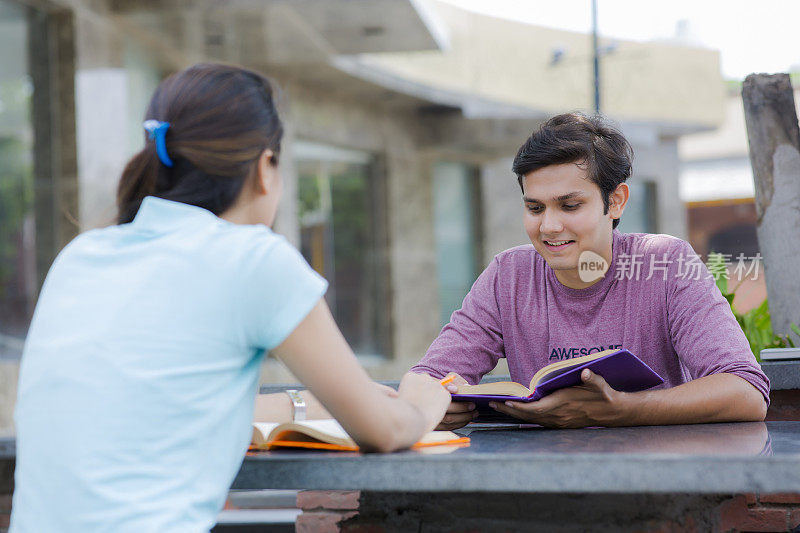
<box><xmin>253</xmin><ymin>419</ymin><xmax>350</xmax><ymax>440</ymax></box>
<box><xmin>252</xmin><ymin>422</ymin><xmax>281</xmax><ymax>438</ymax></box>
<box><xmin>291</xmin><ymin>419</ymin><xmax>350</xmax><ymax>439</ymax></box>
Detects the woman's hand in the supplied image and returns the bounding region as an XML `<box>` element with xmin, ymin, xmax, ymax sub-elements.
<box><xmin>375</xmin><ymin>383</ymin><xmax>399</xmax><ymax>398</ymax></box>
<box><xmin>433</xmin><ymin>373</ymin><xmax>477</xmax><ymax>430</ymax></box>
<box><xmin>397</xmin><ymin>372</ymin><xmax>452</xmax><ymax>433</ymax></box>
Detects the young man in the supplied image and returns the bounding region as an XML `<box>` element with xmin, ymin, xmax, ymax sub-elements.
<box><xmin>412</xmin><ymin>113</ymin><xmax>769</xmax><ymax>430</ymax></box>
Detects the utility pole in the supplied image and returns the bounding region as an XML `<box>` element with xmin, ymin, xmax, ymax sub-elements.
<box><xmin>592</xmin><ymin>0</ymin><xmax>600</xmax><ymax>114</ymax></box>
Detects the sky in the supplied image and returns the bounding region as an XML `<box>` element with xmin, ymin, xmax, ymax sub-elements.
<box><xmin>438</xmin><ymin>0</ymin><xmax>800</xmax><ymax>80</ymax></box>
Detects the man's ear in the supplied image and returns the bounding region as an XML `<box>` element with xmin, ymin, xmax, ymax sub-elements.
<box><xmin>255</xmin><ymin>149</ymin><xmax>275</xmax><ymax>195</ymax></box>
<box><xmin>608</xmin><ymin>183</ymin><xmax>629</xmax><ymax>223</ymax></box>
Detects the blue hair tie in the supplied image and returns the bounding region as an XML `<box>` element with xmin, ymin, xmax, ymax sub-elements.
<box><xmin>143</xmin><ymin>119</ymin><xmax>174</xmax><ymax>168</ymax></box>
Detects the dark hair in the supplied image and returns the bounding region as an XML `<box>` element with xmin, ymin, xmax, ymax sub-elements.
<box><xmin>511</xmin><ymin>112</ymin><xmax>633</xmax><ymax>229</ymax></box>
<box><xmin>117</xmin><ymin>63</ymin><xmax>284</xmax><ymax>224</ymax></box>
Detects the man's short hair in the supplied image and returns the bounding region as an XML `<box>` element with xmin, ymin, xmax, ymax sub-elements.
<box><xmin>512</xmin><ymin>112</ymin><xmax>633</xmax><ymax>229</ymax></box>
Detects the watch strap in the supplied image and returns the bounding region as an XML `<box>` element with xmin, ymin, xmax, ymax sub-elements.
<box><xmin>285</xmin><ymin>389</ymin><xmax>306</xmax><ymax>421</ymax></box>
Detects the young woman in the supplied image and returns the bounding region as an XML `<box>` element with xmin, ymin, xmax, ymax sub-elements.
<box><xmin>10</xmin><ymin>63</ymin><xmax>450</xmax><ymax>532</ymax></box>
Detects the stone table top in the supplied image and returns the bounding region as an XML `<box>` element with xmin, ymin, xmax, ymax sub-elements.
<box><xmin>762</xmin><ymin>360</ymin><xmax>800</xmax><ymax>390</ymax></box>
<box><xmin>232</xmin><ymin>421</ymin><xmax>800</xmax><ymax>494</ymax></box>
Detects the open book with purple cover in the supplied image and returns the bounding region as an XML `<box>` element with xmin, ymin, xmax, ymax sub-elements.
<box><xmin>451</xmin><ymin>349</ymin><xmax>664</xmax><ymax>422</ymax></box>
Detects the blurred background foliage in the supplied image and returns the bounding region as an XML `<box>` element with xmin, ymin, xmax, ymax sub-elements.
<box><xmin>709</xmin><ymin>252</ymin><xmax>800</xmax><ymax>360</ymax></box>
<box><xmin>0</xmin><ymin>77</ymin><xmax>34</xmax><ymax>302</ymax></box>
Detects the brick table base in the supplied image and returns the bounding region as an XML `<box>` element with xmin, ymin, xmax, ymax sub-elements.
<box><xmin>296</xmin><ymin>490</ymin><xmax>800</xmax><ymax>532</ymax></box>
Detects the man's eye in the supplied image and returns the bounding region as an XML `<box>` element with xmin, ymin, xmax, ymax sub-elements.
<box><xmin>563</xmin><ymin>203</ymin><xmax>580</xmax><ymax>210</ymax></box>
<box><xmin>527</xmin><ymin>205</ymin><xmax>543</xmax><ymax>213</ymax></box>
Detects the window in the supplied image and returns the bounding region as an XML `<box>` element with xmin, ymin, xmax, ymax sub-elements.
<box><xmin>0</xmin><ymin>0</ymin><xmax>34</xmax><ymax>357</ymax></box>
<box><xmin>295</xmin><ymin>141</ymin><xmax>390</xmax><ymax>358</ymax></box>
<box><xmin>0</xmin><ymin>1</ymin><xmax>77</xmax><ymax>360</ymax></box>
<box><xmin>432</xmin><ymin>161</ymin><xmax>482</xmax><ymax>326</ymax></box>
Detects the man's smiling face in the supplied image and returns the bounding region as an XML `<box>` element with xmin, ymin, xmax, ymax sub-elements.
<box><xmin>522</xmin><ymin>162</ymin><xmax>625</xmax><ymax>288</ymax></box>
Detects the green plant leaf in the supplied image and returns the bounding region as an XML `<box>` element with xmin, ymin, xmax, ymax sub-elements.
<box><xmin>710</xmin><ymin>273</ymin><xmax>794</xmax><ymax>360</ymax></box>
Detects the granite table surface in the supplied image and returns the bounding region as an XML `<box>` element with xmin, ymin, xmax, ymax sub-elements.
<box><xmin>233</xmin><ymin>421</ymin><xmax>800</xmax><ymax>494</ymax></box>
<box><xmin>2</xmin><ymin>422</ymin><xmax>799</xmax><ymax>494</ymax></box>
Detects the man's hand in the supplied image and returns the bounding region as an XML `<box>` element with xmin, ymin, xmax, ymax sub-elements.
<box><xmin>435</xmin><ymin>373</ymin><xmax>478</xmax><ymax>430</ymax></box>
<box><xmin>489</xmin><ymin>369</ymin><xmax>628</xmax><ymax>428</ymax></box>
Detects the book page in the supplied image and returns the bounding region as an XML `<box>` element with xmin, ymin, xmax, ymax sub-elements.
<box><xmin>252</xmin><ymin>422</ymin><xmax>281</xmax><ymax>444</ymax></box>
<box><xmin>254</xmin><ymin>419</ymin><xmax>350</xmax><ymax>439</ymax></box>
<box><xmin>252</xmin><ymin>419</ymin><xmax>352</xmax><ymax>447</ymax></box>
<box><xmin>535</xmin><ymin>364</ymin><xmax>584</xmax><ymax>383</ymax></box>
<box><xmin>530</xmin><ymin>349</ymin><xmax>617</xmax><ymax>388</ymax></box>
<box><xmin>456</xmin><ymin>381</ymin><xmax>532</xmax><ymax>397</ymax></box>
<box><xmin>253</xmin><ymin>420</ymin><xmax>470</xmax><ymax>451</ymax></box>
<box><xmin>290</xmin><ymin>419</ymin><xmax>350</xmax><ymax>440</ymax></box>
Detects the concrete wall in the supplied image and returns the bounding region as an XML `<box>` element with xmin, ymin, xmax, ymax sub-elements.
<box><xmin>633</xmin><ymin>135</ymin><xmax>686</xmax><ymax>238</ymax></box>
<box><xmin>480</xmin><ymin>157</ymin><xmax>529</xmax><ymax>263</ymax></box>
<box><xmin>0</xmin><ymin>363</ymin><xmax>18</xmax><ymax>438</ymax></box>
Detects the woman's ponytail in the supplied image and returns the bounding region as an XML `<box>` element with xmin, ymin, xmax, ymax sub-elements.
<box><xmin>116</xmin><ymin>143</ymin><xmax>162</xmax><ymax>224</ymax></box>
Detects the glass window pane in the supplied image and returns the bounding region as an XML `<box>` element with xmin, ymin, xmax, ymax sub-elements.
<box><xmin>433</xmin><ymin>161</ymin><xmax>480</xmax><ymax>326</ymax></box>
<box><xmin>0</xmin><ymin>0</ymin><xmax>35</xmax><ymax>356</ymax></box>
<box><xmin>295</xmin><ymin>141</ymin><xmax>388</xmax><ymax>357</ymax></box>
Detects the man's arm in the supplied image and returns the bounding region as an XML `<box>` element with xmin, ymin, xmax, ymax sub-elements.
<box><xmin>618</xmin><ymin>372</ymin><xmax>766</xmax><ymax>425</ymax></box>
<box><xmin>664</xmin><ymin>240</ymin><xmax>770</xmax><ymax>405</ymax></box>
<box><xmin>490</xmin><ymin>369</ymin><xmax>767</xmax><ymax>428</ymax></box>
<box><xmin>411</xmin><ymin>258</ymin><xmax>505</xmax><ymax>383</ymax></box>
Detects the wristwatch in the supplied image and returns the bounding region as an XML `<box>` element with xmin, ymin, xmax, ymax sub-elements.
<box><xmin>285</xmin><ymin>389</ymin><xmax>306</xmax><ymax>421</ymax></box>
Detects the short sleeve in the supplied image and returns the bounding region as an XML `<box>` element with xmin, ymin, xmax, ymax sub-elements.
<box><xmin>411</xmin><ymin>258</ymin><xmax>504</xmax><ymax>383</ymax></box>
<box><xmin>666</xmin><ymin>240</ymin><xmax>770</xmax><ymax>403</ymax></box>
<box><xmin>239</xmin><ymin>234</ymin><xmax>328</xmax><ymax>350</ymax></box>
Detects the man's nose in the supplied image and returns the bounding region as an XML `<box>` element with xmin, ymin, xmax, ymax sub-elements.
<box><xmin>539</xmin><ymin>209</ymin><xmax>563</xmax><ymax>234</ymax></box>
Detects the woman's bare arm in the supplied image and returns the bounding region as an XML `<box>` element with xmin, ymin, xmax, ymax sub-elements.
<box><xmin>269</xmin><ymin>299</ymin><xmax>451</xmax><ymax>452</ymax></box>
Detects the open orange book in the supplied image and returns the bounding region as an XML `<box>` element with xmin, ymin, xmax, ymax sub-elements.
<box><xmin>251</xmin><ymin>418</ymin><xmax>470</xmax><ymax>452</ymax></box>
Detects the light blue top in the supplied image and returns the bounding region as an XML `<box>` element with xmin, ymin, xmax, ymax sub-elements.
<box><xmin>11</xmin><ymin>197</ymin><xmax>327</xmax><ymax>532</ymax></box>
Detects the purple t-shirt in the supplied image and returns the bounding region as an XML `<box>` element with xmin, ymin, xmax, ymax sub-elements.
<box><xmin>412</xmin><ymin>231</ymin><xmax>770</xmax><ymax>403</ymax></box>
